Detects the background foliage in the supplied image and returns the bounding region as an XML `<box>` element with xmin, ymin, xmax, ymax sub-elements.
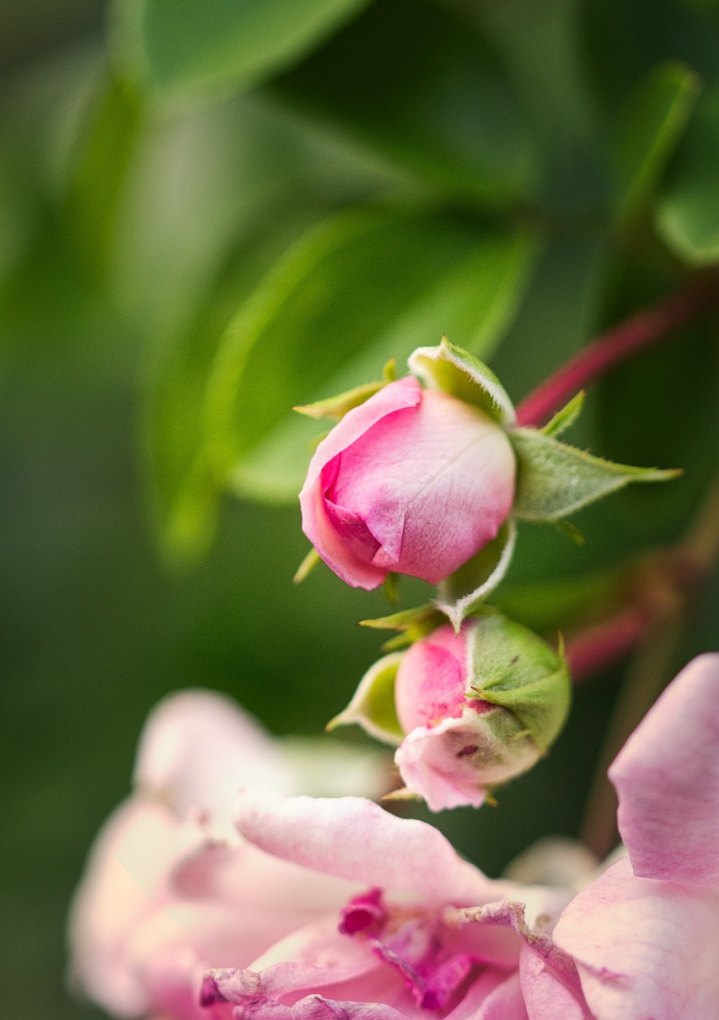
<box><xmin>2</xmin><ymin>1</ymin><xmax>719</xmax><ymax>1017</ymax></box>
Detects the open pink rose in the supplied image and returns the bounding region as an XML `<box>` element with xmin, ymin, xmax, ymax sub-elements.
<box><xmin>203</xmin><ymin>790</ymin><xmax>586</xmax><ymax>1020</ymax></box>
<box><xmin>71</xmin><ymin>654</ymin><xmax>719</xmax><ymax>1020</ymax></box>
<box><xmin>198</xmin><ymin>653</ymin><xmax>719</xmax><ymax>1020</ymax></box>
<box><xmin>68</xmin><ymin>690</ymin><xmax>388</xmax><ymax>1020</ymax></box>
<box><xmin>299</xmin><ymin>376</ymin><xmax>515</xmax><ymax>589</ymax></box>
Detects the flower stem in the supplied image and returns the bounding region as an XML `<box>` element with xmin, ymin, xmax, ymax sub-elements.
<box><xmin>573</xmin><ymin>474</ymin><xmax>719</xmax><ymax>856</ymax></box>
<box><xmin>565</xmin><ymin>473</ymin><xmax>719</xmax><ymax>684</ymax></box>
<box><xmin>516</xmin><ymin>274</ymin><xmax>719</xmax><ymax>427</ymax></box>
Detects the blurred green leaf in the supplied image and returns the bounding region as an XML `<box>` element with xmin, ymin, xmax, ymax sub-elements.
<box><xmin>203</xmin><ymin>206</ymin><xmax>540</xmax><ymax>504</ymax></box>
<box><xmin>657</xmin><ymin>85</ymin><xmax>719</xmax><ymax>263</ymax></box>
<box><xmin>613</xmin><ymin>61</ymin><xmax>700</xmax><ymax>222</ymax></box>
<box><xmin>141</xmin><ymin>91</ymin><xmax>415</xmax><ymax>565</ymax></box>
<box><xmin>114</xmin><ymin>0</ymin><xmax>370</xmax><ymax>100</ymax></box>
<box><xmin>581</xmin><ymin>0</ymin><xmax>719</xmax><ymax>113</ymax></box>
<box><xmin>274</xmin><ymin>0</ymin><xmax>541</xmax><ymax>208</ymax></box>
<box><xmin>65</xmin><ymin>74</ymin><xmax>144</xmax><ymax>270</ymax></box>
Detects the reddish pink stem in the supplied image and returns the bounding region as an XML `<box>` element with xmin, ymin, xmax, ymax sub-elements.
<box><xmin>516</xmin><ymin>276</ymin><xmax>718</xmax><ymax>427</ymax></box>
<box><xmin>565</xmin><ymin>606</ymin><xmax>650</xmax><ymax>684</ymax></box>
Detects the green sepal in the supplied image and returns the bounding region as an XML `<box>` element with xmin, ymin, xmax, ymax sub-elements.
<box><xmin>466</xmin><ymin>614</ymin><xmax>570</xmax><ymax>753</ymax></box>
<box><xmin>294</xmin><ymin>378</ymin><xmax>387</xmax><ymax>422</ymax></box>
<box><xmin>541</xmin><ymin>391</ymin><xmax>585</xmax><ymax>438</ymax></box>
<box><xmin>360</xmin><ymin>604</ymin><xmax>445</xmax><ymax>650</ymax></box>
<box><xmin>510</xmin><ymin>427</ymin><xmax>681</xmax><ymax>522</ymax></box>
<box><xmin>408</xmin><ymin>337</ymin><xmax>515</xmax><ymax>424</ymax></box>
<box><xmin>293</xmin><ymin>547</ymin><xmax>322</xmax><ymax>584</ymax></box>
<box><xmin>326</xmin><ymin>652</ymin><xmax>404</xmax><ymax>746</ymax></box>
<box><xmin>436</xmin><ymin>519</ymin><xmax>517</xmax><ymax>632</ymax></box>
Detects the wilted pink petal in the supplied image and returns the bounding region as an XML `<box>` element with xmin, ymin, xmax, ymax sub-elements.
<box><xmin>609</xmin><ymin>653</ymin><xmax>719</xmax><ymax>885</ymax></box>
<box><xmin>519</xmin><ymin>945</ymin><xmax>591</xmax><ymax>1020</ymax></box>
<box><xmin>394</xmin><ymin>717</ymin><xmax>489</xmax><ymax>811</ymax></box>
<box><xmin>394</xmin><ymin>712</ymin><xmax>538</xmax><ymax>813</ymax></box>
<box><xmin>554</xmin><ymin>856</ymin><xmax>719</xmax><ymax>1019</ymax></box>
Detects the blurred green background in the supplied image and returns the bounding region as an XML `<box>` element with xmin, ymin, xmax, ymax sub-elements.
<box><xmin>2</xmin><ymin>1</ymin><xmax>719</xmax><ymax>1017</ymax></box>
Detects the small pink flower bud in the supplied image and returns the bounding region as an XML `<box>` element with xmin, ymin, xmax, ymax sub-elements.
<box><xmin>393</xmin><ymin>616</ymin><xmax>570</xmax><ymax>811</ymax></box>
<box><xmin>299</xmin><ymin>376</ymin><xmax>516</xmax><ymax>589</ymax></box>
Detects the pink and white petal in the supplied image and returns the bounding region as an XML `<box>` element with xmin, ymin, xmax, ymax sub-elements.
<box><xmin>519</xmin><ymin>944</ymin><xmax>591</xmax><ymax>1020</ymax></box>
<box><xmin>174</xmin><ymin>839</ymin><xmax>355</xmax><ymax>920</ymax></box>
<box><xmin>234</xmin><ymin>793</ymin><xmax>495</xmax><ymax>907</ymax></box>
<box><xmin>227</xmin><ymin>993</ymin><xmax>409</xmax><ymax>1020</ymax></box>
<box><xmin>394</xmin><ymin>718</ymin><xmax>488</xmax><ymax>812</ymax></box>
<box><xmin>277</xmin><ymin>738</ymin><xmax>391</xmax><ymax>801</ymax></box>
<box><xmin>135</xmin><ymin>690</ymin><xmax>291</xmax><ymax>837</ymax></box>
<box><xmin>554</xmin><ymin>857</ymin><xmax>719</xmax><ymax>1020</ymax></box>
<box><xmin>68</xmin><ymin>798</ymin><xmax>197</xmax><ymax>1016</ymax></box>
<box><xmin>451</xmin><ymin>971</ymin><xmax>528</xmax><ymax>1020</ymax></box>
<box><xmin>609</xmin><ymin>653</ymin><xmax>719</xmax><ymax>886</ymax></box>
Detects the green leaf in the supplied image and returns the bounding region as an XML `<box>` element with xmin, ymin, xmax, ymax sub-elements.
<box><xmin>327</xmin><ymin>652</ymin><xmax>404</xmax><ymax>745</ymax></box>
<box><xmin>115</xmin><ymin>0</ymin><xmax>371</xmax><ymax>100</ymax></box>
<box><xmin>436</xmin><ymin>520</ymin><xmax>517</xmax><ymax>631</ymax></box>
<box><xmin>656</xmin><ymin>85</ymin><xmax>719</xmax><ymax>264</ymax></box>
<box><xmin>204</xmin><ymin>207</ymin><xmax>539</xmax><ymax>503</ymax></box>
<box><xmin>65</xmin><ymin>74</ymin><xmax>144</xmax><ymax>270</ymax></box>
<box><xmin>510</xmin><ymin>427</ymin><xmax>680</xmax><ymax>522</ymax></box>
<box><xmin>613</xmin><ymin>61</ymin><xmax>700</xmax><ymax>223</ymax></box>
<box><xmin>541</xmin><ymin>391</ymin><xmax>585</xmax><ymax>438</ymax></box>
<box><xmin>468</xmin><ymin>613</ymin><xmax>570</xmax><ymax>752</ymax></box>
<box><xmin>274</xmin><ymin>0</ymin><xmax>541</xmax><ymax>208</ymax></box>
<box><xmin>408</xmin><ymin>338</ymin><xmax>515</xmax><ymax>424</ymax></box>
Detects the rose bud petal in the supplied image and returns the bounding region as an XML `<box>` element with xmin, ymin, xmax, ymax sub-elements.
<box><xmin>393</xmin><ymin>615</ymin><xmax>570</xmax><ymax>811</ymax></box>
<box><xmin>299</xmin><ymin>376</ymin><xmax>516</xmax><ymax>589</ymax></box>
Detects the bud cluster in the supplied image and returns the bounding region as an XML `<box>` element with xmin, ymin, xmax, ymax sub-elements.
<box><xmin>297</xmin><ymin>339</ymin><xmax>675</xmax><ymax>809</ymax></box>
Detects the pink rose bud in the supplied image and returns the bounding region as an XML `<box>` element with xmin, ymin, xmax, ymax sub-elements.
<box><xmin>393</xmin><ymin>616</ymin><xmax>570</xmax><ymax>811</ymax></box>
<box><xmin>299</xmin><ymin>375</ymin><xmax>516</xmax><ymax>589</ymax></box>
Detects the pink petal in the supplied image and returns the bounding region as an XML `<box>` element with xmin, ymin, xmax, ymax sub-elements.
<box><xmin>326</xmin><ymin>389</ymin><xmax>514</xmax><ymax>584</ymax></box>
<box><xmin>68</xmin><ymin>798</ymin><xmax>198</xmax><ymax>1016</ymax></box>
<box><xmin>554</xmin><ymin>857</ymin><xmax>719</xmax><ymax>1020</ymax></box>
<box><xmin>394</xmin><ymin>710</ymin><xmax>538</xmax><ymax>813</ymax></box>
<box><xmin>519</xmin><ymin>944</ymin><xmax>591</xmax><ymax>1020</ymax></box>
<box><xmin>394</xmin><ymin>625</ymin><xmax>469</xmax><ymax>734</ymax></box>
<box><xmin>609</xmin><ymin>653</ymin><xmax>719</xmax><ymax>885</ymax></box>
<box><xmin>234</xmin><ymin>792</ymin><xmax>495</xmax><ymax>907</ymax></box>
<box><xmin>448</xmin><ymin>971</ymin><xmax>528</xmax><ymax>1020</ymax></box>
<box><xmin>394</xmin><ymin>717</ymin><xmax>488</xmax><ymax>811</ymax></box>
<box><xmin>299</xmin><ymin>378</ymin><xmax>422</xmax><ymax>590</ymax></box>
<box><xmin>134</xmin><ymin>690</ymin><xmax>291</xmax><ymax>837</ymax></box>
